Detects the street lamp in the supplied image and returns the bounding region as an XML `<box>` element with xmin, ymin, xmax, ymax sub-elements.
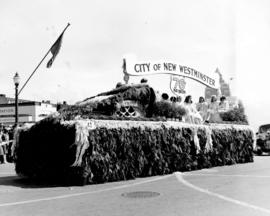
<box><xmin>13</xmin><ymin>72</ymin><xmax>20</xmax><ymax>126</ymax></box>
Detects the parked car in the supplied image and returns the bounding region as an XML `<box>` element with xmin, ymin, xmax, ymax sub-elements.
<box><xmin>255</xmin><ymin>124</ymin><xmax>270</xmax><ymax>155</ymax></box>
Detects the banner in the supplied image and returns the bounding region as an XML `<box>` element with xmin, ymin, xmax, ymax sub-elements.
<box><xmin>125</xmin><ymin>59</ymin><xmax>219</xmax><ymax>89</ymax></box>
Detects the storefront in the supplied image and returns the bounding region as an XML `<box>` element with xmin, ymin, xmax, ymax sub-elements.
<box><xmin>0</xmin><ymin>100</ymin><xmax>57</xmax><ymax>126</ymax></box>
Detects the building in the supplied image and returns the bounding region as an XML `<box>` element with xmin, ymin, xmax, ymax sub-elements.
<box><xmin>204</xmin><ymin>68</ymin><xmax>231</xmax><ymax>100</ymax></box>
<box><xmin>0</xmin><ymin>94</ymin><xmax>57</xmax><ymax>126</ymax></box>
<box><xmin>204</xmin><ymin>68</ymin><xmax>238</xmax><ymax>109</ymax></box>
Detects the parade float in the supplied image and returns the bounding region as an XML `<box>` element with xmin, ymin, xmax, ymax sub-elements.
<box><xmin>13</xmin><ymin>59</ymin><xmax>254</xmax><ymax>185</ymax></box>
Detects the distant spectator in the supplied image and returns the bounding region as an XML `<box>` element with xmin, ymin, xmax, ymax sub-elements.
<box><xmin>2</xmin><ymin>128</ymin><xmax>10</xmax><ymax>162</ymax></box>
<box><xmin>0</xmin><ymin>129</ymin><xmax>8</xmax><ymax>164</ymax></box>
<box><xmin>57</xmin><ymin>101</ymin><xmax>68</xmax><ymax>111</ymax></box>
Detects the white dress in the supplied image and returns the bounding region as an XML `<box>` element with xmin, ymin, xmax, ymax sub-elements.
<box><xmin>207</xmin><ymin>102</ymin><xmax>222</xmax><ymax>122</ymax></box>
<box><xmin>196</xmin><ymin>102</ymin><xmax>208</xmax><ymax>121</ymax></box>
<box><xmin>183</xmin><ymin>103</ymin><xmax>203</xmax><ymax>124</ymax></box>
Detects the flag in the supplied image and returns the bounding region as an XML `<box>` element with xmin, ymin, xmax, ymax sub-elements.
<box><xmin>46</xmin><ymin>32</ymin><xmax>64</xmax><ymax>68</ymax></box>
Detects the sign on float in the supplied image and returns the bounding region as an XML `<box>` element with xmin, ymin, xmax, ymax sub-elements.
<box><xmin>124</xmin><ymin>59</ymin><xmax>219</xmax><ymax>89</ymax></box>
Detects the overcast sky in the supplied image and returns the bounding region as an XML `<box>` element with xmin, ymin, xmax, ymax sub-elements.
<box><xmin>0</xmin><ymin>0</ymin><xmax>270</xmax><ymax>130</ymax></box>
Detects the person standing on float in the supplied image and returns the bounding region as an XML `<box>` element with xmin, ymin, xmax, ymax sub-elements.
<box><xmin>196</xmin><ymin>96</ymin><xmax>208</xmax><ymax>121</ymax></box>
<box><xmin>206</xmin><ymin>95</ymin><xmax>222</xmax><ymax>123</ymax></box>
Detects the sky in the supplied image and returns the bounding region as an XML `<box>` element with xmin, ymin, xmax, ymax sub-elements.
<box><xmin>0</xmin><ymin>0</ymin><xmax>269</xmax><ymax>130</ymax></box>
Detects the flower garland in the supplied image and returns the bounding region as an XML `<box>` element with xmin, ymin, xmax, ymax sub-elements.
<box><xmin>70</xmin><ymin>120</ymin><xmax>96</xmax><ymax>167</ymax></box>
<box><xmin>205</xmin><ymin>126</ymin><xmax>213</xmax><ymax>153</ymax></box>
<box><xmin>64</xmin><ymin>119</ymin><xmax>253</xmax><ymax>165</ymax></box>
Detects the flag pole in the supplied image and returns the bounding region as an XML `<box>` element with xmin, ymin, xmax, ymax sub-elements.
<box><xmin>18</xmin><ymin>23</ymin><xmax>70</xmax><ymax>96</ymax></box>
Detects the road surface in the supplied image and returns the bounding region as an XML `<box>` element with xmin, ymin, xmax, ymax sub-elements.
<box><xmin>0</xmin><ymin>156</ymin><xmax>270</xmax><ymax>216</ymax></box>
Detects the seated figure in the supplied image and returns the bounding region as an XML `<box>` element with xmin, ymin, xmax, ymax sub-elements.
<box><xmin>183</xmin><ymin>95</ymin><xmax>203</xmax><ymax>124</ymax></box>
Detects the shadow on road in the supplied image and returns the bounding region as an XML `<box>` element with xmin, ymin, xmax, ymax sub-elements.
<box><xmin>0</xmin><ymin>175</ymin><xmax>64</xmax><ymax>189</ymax></box>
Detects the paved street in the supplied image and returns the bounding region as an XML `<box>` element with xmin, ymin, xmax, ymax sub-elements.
<box><xmin>1</xmin><ymin>156</ymin><xmax>270</xmax><ymax>216</ymax></box>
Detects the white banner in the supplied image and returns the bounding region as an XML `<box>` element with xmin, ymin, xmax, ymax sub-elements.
<box><xmin>125</xmin><ymin>59</ymin><xmax>219</xmax><ymax>89</ymax></box>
